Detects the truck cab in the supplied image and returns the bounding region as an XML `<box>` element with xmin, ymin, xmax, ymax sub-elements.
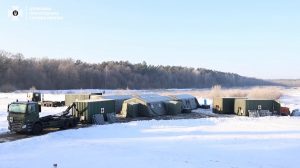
<box><xmin>7</xmin><ymin>101</ymin><xmax>41</xmax><ymax>134</ymax></box>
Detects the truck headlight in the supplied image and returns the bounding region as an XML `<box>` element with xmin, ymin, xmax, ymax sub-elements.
<box><xmin>22</xmin><ymin>125</ymin><xmax>27</xmax><ymax>129</ymax></box>
<box><xmin>9</xmin><ymin>117</ymin><xmax>13</xmax><ymax>123</ymax></box>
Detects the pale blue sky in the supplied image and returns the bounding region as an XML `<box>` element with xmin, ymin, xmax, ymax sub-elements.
<box><xmin>0</xmin><ymin>0</ymin><xmax>299</xmax><ymax>79</ymax></box>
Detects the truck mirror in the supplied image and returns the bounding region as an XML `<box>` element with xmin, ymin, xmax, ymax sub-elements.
<box><xmin>38</xmin><ymin>104</ymin><xmax>41</xmax><ymax>112</ymax></box>
<box><xmin>7</xmin><ymin>104</ymin><xmax>10</xmax><ymax>112</ymax></box>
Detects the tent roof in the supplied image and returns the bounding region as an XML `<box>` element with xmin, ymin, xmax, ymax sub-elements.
<box><xmin>102</xmin><ymin>95</ymin><xmax>133</xmax><ymax>100</ymax></box>
<box><xmin>170</xmin><ymin>94</ymin><xmax>196</xmax><ymax>100</ymax></box>
<box><xmin>76</xmin><ymin>99</ymin><xmax>113</xmax><ymax>102</ymax></box>
<box><xmin>137</xmin><ymin>94</ymin><xmax>172</xmax><ymax>103</ymax></box>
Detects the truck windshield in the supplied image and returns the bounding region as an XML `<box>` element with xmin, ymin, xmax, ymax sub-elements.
<box><xmin>9</xmin><ymin>104</ymin><xmax>27</xmax><ymax>113</ymax></box>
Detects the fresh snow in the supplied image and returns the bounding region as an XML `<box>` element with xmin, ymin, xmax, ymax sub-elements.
<box><xmin>0</xmin><ymin>88</ymin><xmax>300</xmax><ymax>168</ymax></box>
<box><xmin>0</xmin><ymin>117</ymin><xmax>300</xmax><ymax>168</ymax></box>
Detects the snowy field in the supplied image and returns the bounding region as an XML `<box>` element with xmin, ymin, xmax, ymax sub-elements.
<box><xmin>0</xmin><ymin>88</ymin><xmax>300</xmax><ymax>168</ymax></box>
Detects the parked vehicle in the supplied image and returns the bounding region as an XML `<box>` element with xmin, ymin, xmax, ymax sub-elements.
<box><xmin>291</xmin><ymin>109</ymin><xmax>300</xmax><ymax>116</ymax></box>
<box><xmin>27</xmin><ymin>92</ymin><xmax>65</xmax><ymax>107</ymax></box>
<box><xmin>7</xmin><ymin>100</ymin><xmax>78</xmax><ymax>134</ymax></box>
<box><xmin>280</xmin><ymin>107</ymin><xmax>290</xmax><ymax>116</ymax></box>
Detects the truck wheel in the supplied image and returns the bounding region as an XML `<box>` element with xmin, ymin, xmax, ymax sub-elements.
<box><xmin>71</xmin><ymin>119</ymin><xmax>78</xmax><ymax>128</ymax></box>
<box><xmin>61</xmin><ymin>121</ymin><xmax>70</xmax><ymax>130</ymax></box>
<box><xmin>32</xmin><ymin>123</ymin><xmax>43</xmax><ymax>135</ymax></box>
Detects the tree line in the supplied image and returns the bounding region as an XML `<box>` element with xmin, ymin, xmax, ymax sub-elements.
<box><xmin>0</xmin><ymin>50</ymin><xmax>277</xmax><ymax>91</ymax></box>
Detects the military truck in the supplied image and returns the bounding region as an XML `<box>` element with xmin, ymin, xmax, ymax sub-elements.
<box><xmin>27</xmin><ymin>92</ymin><xmax>65</xmax><ymax>107</ymax></box>
<box><xmin>7</xmin><ymin>100</ymin><xmax>79</xmax><ymax>134</ymax></box>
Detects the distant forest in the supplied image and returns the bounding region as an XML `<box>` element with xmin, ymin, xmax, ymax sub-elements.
<box><xmin>269</xmin><ymin>79</ymin><xmax>300</xmax><ymax>87</ymax></box>
<box><xmin>0</xmin><ymin>50</ymin><xmax>277</xmax><ymax>91</ymax></box>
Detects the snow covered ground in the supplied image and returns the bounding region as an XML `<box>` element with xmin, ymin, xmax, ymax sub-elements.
<box><xmin>0</xmin><ymin>117</ymin><xmax>300</xmax><ymax>168</ymax></box>
<box><xmin>0</xmin><ymin>88</ymin><xmax>300</xmax><ymax>168</ymax></box>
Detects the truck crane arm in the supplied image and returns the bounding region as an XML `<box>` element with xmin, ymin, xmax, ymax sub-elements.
<box><xmin>54</xmin><ymin>103</ymin><xmax>79</xmax><ymax>117</ymax></box>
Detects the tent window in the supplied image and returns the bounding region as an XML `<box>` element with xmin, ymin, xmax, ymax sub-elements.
<box><xmin>151</xmin><ymin>104</ymin><xmax>154</xmax><ymax>109</ymax></box>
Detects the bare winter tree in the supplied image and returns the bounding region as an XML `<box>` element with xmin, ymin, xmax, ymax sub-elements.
<box><xmin>0</xmin><ymin>50</ymin><xmax>278</xmax><ymax>91</ymax></box>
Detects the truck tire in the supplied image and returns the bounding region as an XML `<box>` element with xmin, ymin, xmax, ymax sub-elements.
<box><xmin>71</xmin><ymin>119</ymin><xmax>78</xmax><ymax>128</ymax></box>
<box><xmin>60</xmin><ymin>120</ymin><xmax>70</xmax><ymax>130</ymax></box>
<box><xmin>32</xmin><ymin>123</ymin><xmax>43</xmax><ymax>135</ymax></box>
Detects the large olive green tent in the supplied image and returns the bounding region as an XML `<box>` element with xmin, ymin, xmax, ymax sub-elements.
<box><xmin>165</xmin><ymin>100</ymin><xmax>182</xmax><ymax>115</ymax></box>
<box><xmin>169</xmin><ymin>94</ymin><xmax>199</xmax><ymax>110</ymax></box>
<box><xmin>90</xmin><ymin>94</ymin><xmax>133</xmax><ymax>114</ymax></box>
<box><xmin>234</xmin><ymin>99</ymin><xmax>281</xmax><ymax>116</ymax></box>
<box><xmin>121</xmin><ymin>94</ymin><xmax>172</xmax><ymax>118</ymax></box>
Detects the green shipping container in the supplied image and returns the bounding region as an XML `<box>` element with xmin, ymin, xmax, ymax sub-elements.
<box><xmin>65</xmin><ymin>94</ymin><xmax>90</xmax><ymax>106</ymax></box>
<box><xmin>213</xmin><ymin>97</ymin><xmax>236</xmax><ymax>114</ymax></box>
<box><xmin>74</xmin><ymin>99</ymin><xmax>115</xmax><ymax>124</ymax></box>
<box><xmin>234</xmin><ymin>99</ymin><xmax>281</xmax><ymax>116</ymax></box>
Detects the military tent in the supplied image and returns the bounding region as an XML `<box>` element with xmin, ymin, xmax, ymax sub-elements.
<box><xmin>90</xmin><ymin>94</ymin><xmax>133</xmax><ymax>114</ymax></box>
<box><xmin>121</xmin><ymin>94</ymin><xmax>172</xmax><ymax>118</ymax></box>
<box><xmin>165</xmin><ymin>100</ymin><xmax>182</xmax><ymax>115</ymax></box>
<box><xmin>169</xmin><ymin>94</ymin><xmax>199</xmax><ymax>110</ymax></box>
